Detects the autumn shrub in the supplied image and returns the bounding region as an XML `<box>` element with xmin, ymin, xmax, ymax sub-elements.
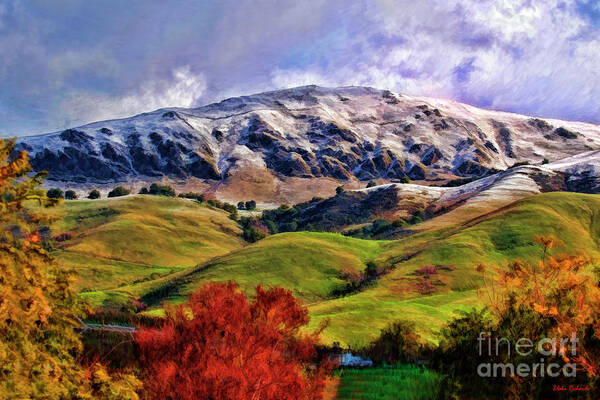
<box><xmin>52</xmin><ymin>231</ymin><xmax>74</xmax><ymax>242</ymax></box>
<box><xmin>433</xmin><ymin>235</ymin><xmax>600</xmax><ymax>399</ymax></box>
<box><xmin>339</xmin><ymin>267</ymin><xmax>364</xmax><ymax>286</ymax></box>
<box><xmin>414</xmin><ymin>265</ymin><xmax>438</xmax><ymax>275</ymax></box>
<box><xmin>414</xmin><ymin>277</ymin><xmax>435</xmax><ymax>294</ymax></box>
<box><xmin>135</xmin><ymin>282</ymin><xmax>331</xmax><ymax>400</ymax></box>
<box><xmin>240</xmin><ymin>216</ymin><xmax>269</xmax><ymax>242</ymax></box>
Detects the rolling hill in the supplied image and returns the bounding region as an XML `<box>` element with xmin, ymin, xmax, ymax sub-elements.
<box><xmin>40</xmin><ymin>195</ymin><xmax>244</xmax><ymax>305</ymax></box>
<box><xmin>48</xmin><ymin>192</ymin><xmax>600</xmax><ymax>345</ymax></box>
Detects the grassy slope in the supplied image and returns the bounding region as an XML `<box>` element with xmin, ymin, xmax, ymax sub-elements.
<box><xmin>41</xmin><ymin>196</ymin><xmax>244</xmax><ymax>305</ymax></box>
<box><xmin>127</xmin><ymin>232</ymin><xmax>385</xmax><ymax>306</ymax></box>
<box><xmin>47</xmin><ymin>192</ymin><xmax>600</xmax><ymax>346</ymax></box>
<box><xmin>308</xmin><ymin>192</ymin><xmax>600</xmax><ymax>345</ymax></box>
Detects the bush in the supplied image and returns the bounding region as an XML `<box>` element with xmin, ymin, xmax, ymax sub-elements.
<box><xmin>179</xmin><ymin>192</ymin><xmax>204</xmax><ymax>202</ymax></box>
<box><xmin>237</xmin><ymin>201</ymin><xmax>245</xmax><ymax>210</ymax></box>
<box><xmin>336</xmin><ymin>186</ymin><xmax>345</xmax><ymax>194</ymax></box>
<box><xmin>107</xmin><ymin>186</ymin><xmax>130</xmax><ymax>198</ymax></box>
<box><xmin>365</xmin><ymin>261</ymin><xmax>378</xmax><ymax>277</ymax></box>
<box><xmin>221</xmin><ymin>202</ymin><xmax>237</xmax><ymax>214</ymax></box>
<box><xmin>414</xmin><ymin>265</ymin><xmax>438</xmax><ymax>275</ymax></box>
<box><xmin>399</xmin><ymin>176</ymin><xmax>411</xmax><ymax>184</ymax></box>
<box><xmin>245</xmin><ymin>200</ymin><xmax>257</xmax><ymax>210</ymax></box>
<box><xmin>362</xmin><ymin>321</ymin><xmax>422</xmax><ymax>365</ymax></box>
<box><xmin>366</xmin><ymin>180</ymin><xmax>377</xmax><ymax>188</ymax></box>
<box><xmin>542</xmin><ymin>158</ymin><xmax>550</xmax><ymax>165</ymax></box>
<box><xmin>52</xmin><ymin>232</ymin><xmax>74</xmax><ymax>242</ymax></box>
<box><xmin>88</xmin><ymin>189</ymin><xmax>101</xmax><ymax>199</ymax></box>
<box><xmin>64</xmin><ymin>189</ymin><xmax>77</xmax><ymax>200</ymax></box>
<box><xmin>243</xmin><ymin>227</ymin><xmax>265</xmax><ymax>243</ymax></box>
<box><xmin>392</xmin><ymin>218</ymin><xmax>405</xmax><ymax>228</ymax></box>
<box><xmin>149</xmin><ymin>183</ymin><xmax>175</xmax><ymax>197</ymax></box>
<box><xmin>46</xmin><ymin>188</ymin><xmax>64</xmax><ymax>199</ymax></box>
<box><xmin>135</xmin><ymin>282</ymin><xmax>330</xmax><ymax>400</ymax></box>
<box><xmin>139</xmin><ymin>187</ymin><xmax>149</xmax><ymax>194</ymax></box>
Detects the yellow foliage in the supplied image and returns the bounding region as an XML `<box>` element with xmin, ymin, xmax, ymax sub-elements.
<box><xmin>0</xmin><ymin>138</ymin><xmax>141</xmax><ymax>399</ymax></box>
<box><xmin>478</xmin><ymin>234</ymin><xmax>600</xmax><ymax>377</ymax></box>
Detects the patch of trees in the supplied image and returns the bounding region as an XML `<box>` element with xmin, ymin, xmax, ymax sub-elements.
<box><xmin>206</xmin><ymin>198</ymin><xmax>237</xmax><ymax>215</ymax></box>
<box><xmin>138</xmin><ymin>183</ymin><xmax>175</xmax><ymax>196</ymax></box>
<box><xmin>261</xmin><ymin>188</ymin><xmax>402</xmax><ymax>234</ymax></box>
<box><xmin>88</xmin><ymin>189</ymin><xmax>101</xmax><ymax>199</ymax></box>
<box><xmin>178</xmin><ymin>192</ymin><xmax>205</xmax><ymax>202</ymax></box>
<box><xmin>239</xmin><ymin>216</ymin><xmax>268</xmax><ymax>242</ymax></box>
<box><xmin>331</xmin><ymin>259</ymin><xmax>401</xmax><ymax>298</ymax></box>
<box><xmin>344</xmin><ymin>211</ymin><xmax>431</xmax><ymax>239</ymax></box>
<box><xmin>108</xmin><ymin>186</ymin><xmax>131</xmax><ymax>197</ymax></box>
<box><xmin>237</xmin><ymin>200</ymin><xmax>257</xmax><ymax>210</ymax></box>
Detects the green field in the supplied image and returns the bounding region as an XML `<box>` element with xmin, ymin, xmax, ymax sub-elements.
<box><xmin>41</xmin><ymin>195</ymin><xmax>244</xmax><ymax>306</ymax></box>
<box><xmin>334</xmin><ymin>366</ymin><xmax>443</xmax><ymax>400</ymax></box>
<box><xmin>46</xmin><ymin>192</ymin><xmax>600</xmax><ymax>344</ymax></box>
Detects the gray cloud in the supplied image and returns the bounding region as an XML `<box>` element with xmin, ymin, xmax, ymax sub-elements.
<box><xmin>1</xmin><ymin>0</ymin><xmax>599</xmax><ymax>136</ymax></box>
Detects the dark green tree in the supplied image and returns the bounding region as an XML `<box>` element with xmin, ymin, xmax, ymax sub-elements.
<box><xmin>46</xmin><ymin>187</ymin><xmax>64</xmax><ymax>199</ymax></box>
<box><xmin>108</xmin><ymin>186</ymin><xmax>130</xmax><ymax>198</ymax></box>
<box><xmin>64</xmin><ymin>189</ymin><xmax>77</xmax><ymax>200</ymax></box>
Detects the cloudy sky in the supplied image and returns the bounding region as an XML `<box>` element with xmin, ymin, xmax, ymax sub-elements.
<box><xmin>1</xmin><ymin>0</ymin><xmax>599</xmax><ymax>136</ymax></box>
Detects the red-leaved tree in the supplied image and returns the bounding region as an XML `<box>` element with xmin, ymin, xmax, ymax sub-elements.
<box><xmin>135</xmin><ymin>282</ymin><xmax>331</xmax><ymax>400</ymax></box>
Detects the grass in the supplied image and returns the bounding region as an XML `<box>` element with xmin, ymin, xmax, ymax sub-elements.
<box><xmin>334</xmin><ymin>365</ymin><xmax>443</xmax><ymax>400</ymax></box>
<box><xmin>38</xmin><ymin>195</ymin><xmax>244</xmax><ymax>305</ymax></box>
<box><xmin>309</xmin><ymin>192</ymin><xmax>600</xmax><ymax>345</ymax></box>
<box><xmin>126</xmin><ymin>231</ymin><xmax>386</xmax><ymax>306</ymax></box>
<box><xmin>43</xmin><ymin>192</ymin><xmax>600</xmax><ymax>345</ymax></box>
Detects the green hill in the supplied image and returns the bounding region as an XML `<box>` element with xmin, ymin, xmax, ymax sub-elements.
<box><xmin>108</xmin><ymin>231</ymin><xmax>385</xmax><ymax>307</ymax></box>
<box><xmin>309</xmin><ymin>192</ymin><xmax>600</xmax><ymax>345</ymax></box>
<box><xmin>47</xmin><ymin>192</ymin><xmax>600</xmax><ymax>346</ymax></box>
<box><xmin>41</xmin><ymin>195</ymin><xmax>244</xmax><ymax>305</ymax></box>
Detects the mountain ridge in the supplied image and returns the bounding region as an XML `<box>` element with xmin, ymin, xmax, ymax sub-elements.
<box><xmin>15</xmin><ymin>85</ymin><xmax>600</xmax><ymax>203</ymax></box>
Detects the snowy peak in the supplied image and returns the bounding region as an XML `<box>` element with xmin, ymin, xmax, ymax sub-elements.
<box><xmin>15</xmin><ymin>85</ymin><xmax>600</xmax><ymax>201</ymax></box>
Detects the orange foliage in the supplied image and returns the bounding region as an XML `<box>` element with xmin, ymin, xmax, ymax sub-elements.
<box><xmin>136</xmin><ymin>282</ymin><xmax>331</xmax><ymax>400</ymax></box>
<box><xmin>479</xmin><ymin>235</ymin><xmax>600</xmax><ymax>376</ymax></box>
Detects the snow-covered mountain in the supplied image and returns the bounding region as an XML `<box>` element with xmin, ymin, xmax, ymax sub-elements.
<box><xmin>15</xmin><ymin>85</ymin><xmax>600</xmax><ymax>201</ymax></box>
